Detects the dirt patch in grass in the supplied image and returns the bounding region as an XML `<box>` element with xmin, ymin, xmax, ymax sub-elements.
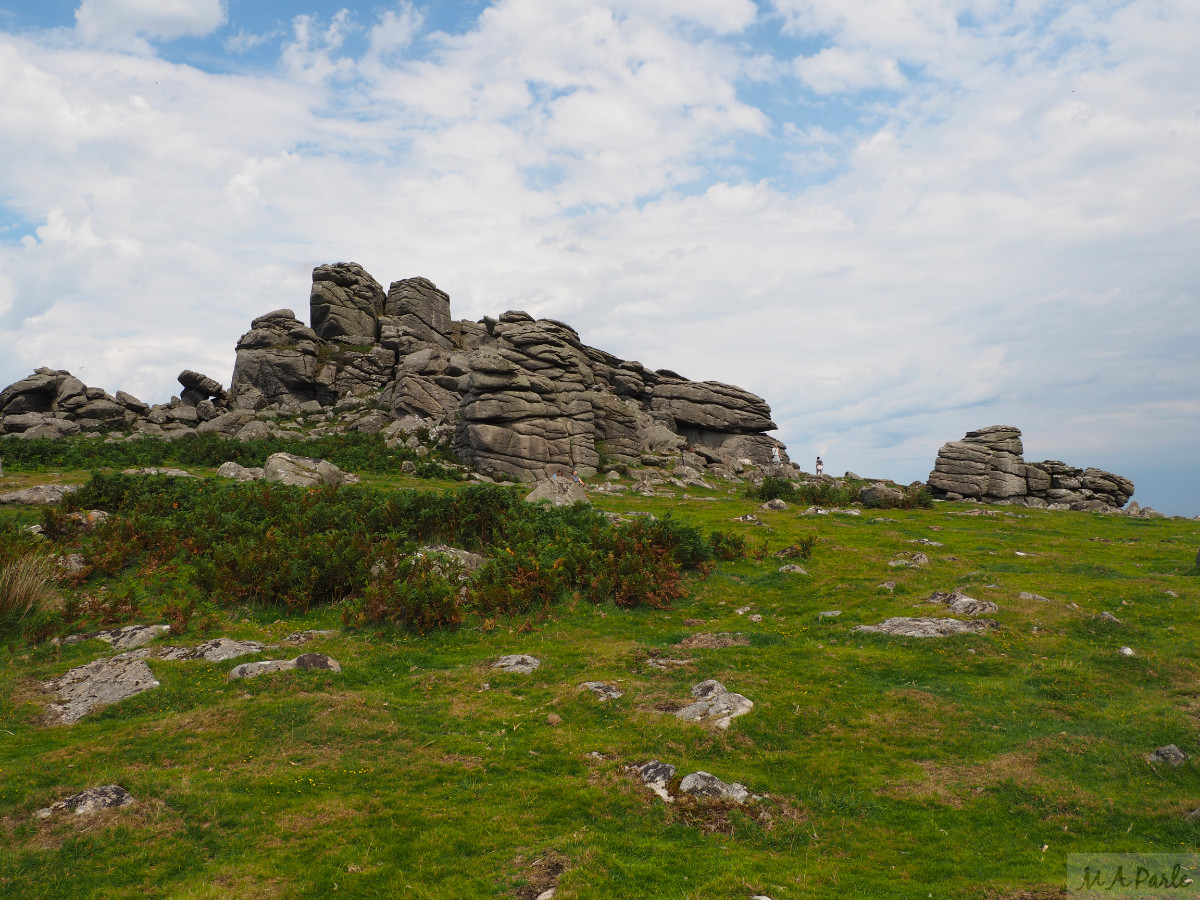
<box><xmin>674</xmin><ymin>633</ymin><xmax>750</xmax><ymax>649</ymax></box>
<box><xmin>509</xmin><ymin>849</ymin><xmax>569</xmax><ymax>900</ymax></box>
<box><xmin>14</xmin><ymin>796</ymin><xmax>181</xmax><ymax>853</ymax></box>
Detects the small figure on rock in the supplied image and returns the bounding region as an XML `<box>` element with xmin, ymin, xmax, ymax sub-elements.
<box><xmin>771</xmin><ymin>446</ymin><xmax>781</xmax><ymax>464</ymax></box>
<box><xmin>815</xmin><ymin>457</ymin><xmax>824</xmax><ymax>475</ymax></box>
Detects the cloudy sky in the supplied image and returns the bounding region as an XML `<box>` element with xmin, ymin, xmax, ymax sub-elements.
<box><xmin>1</xmin><ymin>0</ymin><xmax>1197</xmax><ymax>514</ymax></box>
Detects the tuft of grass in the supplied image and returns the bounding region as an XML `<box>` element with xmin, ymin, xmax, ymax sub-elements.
<box><xmin>0</xmin><ymin>553</ymin><xmax>59</xmax><ymax>636</ymax></box>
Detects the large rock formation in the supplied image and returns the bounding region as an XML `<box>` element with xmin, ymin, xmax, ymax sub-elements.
<box><xmin>221</xmin><ymin>263</ymin><xmax>784</xmax><ymax>481</ymax></box>
<box><xmin>1</xmin><ymin>262</ymin><xmax>786</xmax><ymax>481</ymax></box>
<box><xmin>928</xmin><ymin>426</ymin><xmax>1134</xmax><ymax>510</ymax></box>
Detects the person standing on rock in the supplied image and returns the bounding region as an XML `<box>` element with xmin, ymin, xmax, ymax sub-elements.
<box><xmin>815</xmin><ymin>457</ymin><xmax>824</xmax><ymax>475</ymax></box>
<box><xmin>771</xmin><ymin>447</ymin><xmax>781</xmax><ymax>464</ymax></box>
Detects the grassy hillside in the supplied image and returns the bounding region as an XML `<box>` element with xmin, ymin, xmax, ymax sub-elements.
<box><xmin>1</xmin><ymin>443</ymin><xmax>1199</xmax><ymax>898</ymax></box>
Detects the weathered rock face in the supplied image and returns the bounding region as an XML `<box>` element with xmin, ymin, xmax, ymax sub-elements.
<box><xmin>927</xmin><ymin>426</ymin><xmax>1134</xmax><ymax>510</ymax></box>
<box><xmin>228</xmin><ymin>309</ymin><xmax>330</xmax><ymax>411</ymax></box>
<box><xmin>2</xmin><ymin>261</ymin><xmax>785</xmax><ymax>482</ymax></box>
<box><xmin>310</xmin><ymin>262</ymin><xmax>385</xmax><ymax>345</ymax></box>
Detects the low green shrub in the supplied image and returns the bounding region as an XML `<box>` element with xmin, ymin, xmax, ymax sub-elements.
<box><xmin>47</xmin><ymin>475</ymin><xmax>718</xmax><ymax>630</ymax></box>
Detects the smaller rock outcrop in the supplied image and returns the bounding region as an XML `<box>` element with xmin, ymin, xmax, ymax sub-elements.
<box><xmin>35</xmin><ymin>785</ymin><xmax>135</xmax><ymax>818</ymax></box>
<box><xmin>927</xmin><ymin>426</ymin><xmax>1134</xmax><ymax>510</ymax></box>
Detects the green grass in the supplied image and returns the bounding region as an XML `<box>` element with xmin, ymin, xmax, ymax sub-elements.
<box><xmin>1</xmin><ymin>462</ymin><xmax>1199</xmax><ymax>898</ymax></box>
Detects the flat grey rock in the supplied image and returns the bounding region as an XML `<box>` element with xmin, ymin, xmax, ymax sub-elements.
<box><xmin>524</xmin><ymin>479</ymin><xmax>589</xmax><ymax>507</ymax></box>
<box><xmin>263</xmin><ymin>452</ymin><xmax>359</xmax><ymax>487</ymax></box>
<box><xmin>579</xmin><ymin>681</ymin><xmax>623</xmax><ymax>701</ymax></box>
<box><xmin>674</xmin><ymin>679</ymin><xmax>753</xmax><ymax>730</ymax></box>
<box><xmin>0</xmin><ymin>484</ymin><xmax>79</xmax><ymax>505</ymax></box>
<box><xmin>493</xmin><ymin>654</ymin><xmax>541</xmax><ymax>674</ymax></box>
<box><xmin>1147</xmin><ymin>744</ymin><xmax>1187</xmax><ymax>766</ymax></box>
<box><xmin>281</xmin><ymin>629</ymin><xmax>336</xmax><ymax>645</ymax></box>
<box><xmin>854</xmin><ymin>617</ymin><xmax>999</xmax><ymax>638</ymax></box>
<box><xmin>121</xmin><ymin>467</ymin><xmax>194</xmax><ymax>477</ymax></box>
<box><xmin>35</xmin><ymin>785</ymin><xmax>135</xmax><ymax>818</ymax></box>
<box><xmin>216</xmin><ymin>461</ymin><xmax>264</xmax><ymax>482</ymax></box>
<box><xmin>228</xmin><ymin>653</ymin><xmax>341</xmax><ymax>681</ymax></box>
<box><xmin>42</xmin><ymin>656</ymin><xmax>160</xmax><ymax>725</ymax></box>
<box><xmin>679</xmin><ymin>771</ymin><xmax>749</xmax><ymax>804</ymax></box>
<box><xmin>925</xmin><ymin>590</ymin><xmax>998</xmax><ymax>616</ymax></box>
<box><xmin>157</xmin><ymin>638</ymin><xmax>265</xmax><ymax>662</ymax></box>
<box><xmin>818</xmin><ymin>610</ymin><xmax>842</xmax><ymax>618</ymax></box>
<box><xmin>627</xmin><ymin>760</ymin><xmax>676</xmax><ymax>802</ymax></box>
<box><xmin>778</xmin><ymin>564</ymin><xmax>808</xmax><ymax>575</ymax></box>
<box><xmin>63</xmin><ymin>624</ymin><xmax>171</xmax><ymax>651</ymax></box>
<box><xmin>1018</xmin><ymin>591</ymin><xmax>1052</xmax><ymax>602</ymax></box>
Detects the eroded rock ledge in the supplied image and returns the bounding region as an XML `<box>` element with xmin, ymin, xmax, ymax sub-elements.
<box><xmin>1</xmin><ymin>262</ymin><xmax>786</xmax><ymax>482</ymax></box>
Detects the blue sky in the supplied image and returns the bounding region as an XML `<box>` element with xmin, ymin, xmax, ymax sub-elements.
<box><xmin>1</xmin><ymin>0</ymin><xmax>1198</xmax><ymax>515</ymax></box>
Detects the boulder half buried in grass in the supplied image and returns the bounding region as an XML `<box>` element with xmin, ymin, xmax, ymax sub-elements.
<box><xmin>35</xmin><ymin>785</ymin><xmax>135</xmax><ymax>818</ymax></box>
<box><xmin>228</xmin><ymin>653</ymin><xmax>341</xmax><ymax>681</ymax></box>
<box><xmin>41</xmin><ymin>656</ymin><xmax>160</xmax><ymax>725</ymax></box>
<box><xmin>853</xmin><ymin>617</ymin><xmax>999</xmax><ymax>638</ymax></box>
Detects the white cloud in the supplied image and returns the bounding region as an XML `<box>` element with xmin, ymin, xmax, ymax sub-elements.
<box><xmin>1</xmin><ymin>1</ymin><xmax>1199</xmax><ymax>512</ymax></box>
<box><xmin>76</xmin><ymin>0</ymin><xmax>226</xmax><ymax>47</ymax></box>
<box><xmin>794</xmin><ymin>46</ymin><xmax>906</xmax><ymax>93</ymax></box>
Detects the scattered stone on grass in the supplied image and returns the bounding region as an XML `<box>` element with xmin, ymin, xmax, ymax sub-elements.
<box><xmin>732</xmin><ymin>514</ymin><xmax>759</xmax><ymax>523</ymax></box>
<box><xmin>925</xmin><ymin>590</ymin><xmax>999</xmax><ymax>616</ymax></box>
<box><xmin>493</xmin><ymin>654</ymin><xmax>541</xmax><ymax>674</ymax></box>
<box><xmin>678</xmin><ymin>771</ymin><xmax>749</xmax><ymax>805</ymax></box>
<box><xmin>760</xmin><ymin>499</ymin><xmax>788</xmax><ymax>511</ymax></box>
<box><xmin>580</xmin><ymin>681</ymin><xmax>623</xmax><ymax>701</ymax></box>
<box><xmin>122</xmin><ymin>467</ymin><xmax>194</xmax><ymax>477</ymax></box>
<box><xmin>1019</xmin><ymin>591</ymin><xmax>1052</xmax><ymax>602</ymax></box>
<box><xmin>735</xmin><ymin>606</ymin><xmax>751</xmax><ymax>615</ymax></box>
<box><xmin>675</xmin><ymin>679</ymin><xmax>753</xmax><ymax>729</ymax></box>
<box><xmin>281</xmin><ymin>629</ymin><xmax>336</xmax><ymax>644</ymax></box>
<box><xmin>524</xmin><ymin>479</ymin><xmax>589</xmax><ymax>507</ymax></box>
<box><xmin>645</xmin><ymin>658</ymin><xmax>693</xmax><ymax>670</ymax></box>
<box><xmin>778</xmin><ymin>564</ymin><xmax>808</xmax><ymax>575</ymax></box>
<box><xmin>956</xmin><ymin>509</ymin><xmax>997</xmax><ymax>517</ymax></box>
<box><xmin>878</xmin><ymin>581</ymin><xmax>896</xmax><ymax>592</ymax></box>
<box><xmin>748</xmin><ymin>614</ymin><xmax>762</xmax><ymax>623</ymax></box>
<box><xmin>228</xmin><ymin>653</ymin><xmax>341</xmax><ymax>681</ymax></box>
<box><xmin>63</xmin><ymin>623</ymin><xmax>171</xmax><ymax>651</ymax></box>
<box><xmin>41</xmin><ymin>656</ymin><xmax>160</xmax><ymax>725</ymax></box>
<box><xmin>1119</xmin><ymin>646</ymin><xmax>1135</xmax><ymax>657</ymax></box>
<box><xmin>0</xmin><ymin>484</ymin><xmax>79</xmax><ymax>505</ymax></box>
<box><xmin>1147</xmin><ymin>745</ymin><xmax>1188</xmax><ymax>766</ymax></box>
<box><xmin>35</xmin><ymin>785</ymin><xmax>135</xmax><ymax>818</ymax></box>
<box><xmin>910</xmin><ymin>538</ymin><xmax>944</xmax><ymax>547</ymax></box>
<box><xmin>56</xmin><ymin>553</ymin><xmax>87</xmax><ymax>576</ymax></box>
<box><xmin>627</xmin><ymin>760</ymin><xmax>676</xmax><ymax>802</ymax></box>
<box><xmin>1096</xmin><ymin>611</ymin><xmax>1122</xmax><ymax>624</ymax></box>
<box><xmin>674</xmin><ymin>633</ymin><xmax>749</xmax><ymax>650</ymax></box>
<box><xmin>818</xmin><ymin>610</ymin><xmax>841</xmax><ymax>619</ymax></box>
<box><xmin>853</xmin><ymin>617</ymin><xmax>999</xmax><ymax>638</ymax></box>
<box><xmin>63</xmin><ymin>510</ymin><xmax>111</xmax><ymax>533</ymax></box>
<box><xmin>775</xmin><ymin>545</ymin><xmax>809</xmax><ymax>558</ymax></box>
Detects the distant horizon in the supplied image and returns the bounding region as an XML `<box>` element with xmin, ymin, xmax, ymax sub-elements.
<box><xmin>2</xmin><ymin>0</ymin><xmax>1196</xmax><ymax>517</ymax></box>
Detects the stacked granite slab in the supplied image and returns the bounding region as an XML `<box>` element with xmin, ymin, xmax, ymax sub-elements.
<box><xmin>928</xmin><ymin>426</ymin><xmax>1133</xmax><ymax>511</ymax></box>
